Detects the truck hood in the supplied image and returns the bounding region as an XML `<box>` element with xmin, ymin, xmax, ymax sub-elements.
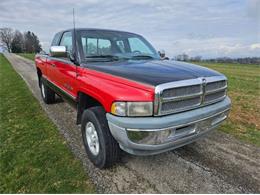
<box><xmin>84</xmin><ymin>60</ymin><xmax>222</xmax><ymax>86</ymax></box>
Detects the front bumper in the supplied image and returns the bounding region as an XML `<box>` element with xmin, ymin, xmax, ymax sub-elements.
<box><xmin>106</xmin><ymin>97</ymin><xmax>231</xmax><ymax>155</ymax></box>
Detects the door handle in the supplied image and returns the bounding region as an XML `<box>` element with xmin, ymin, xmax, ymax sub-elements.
<box><xmin>51</xmin><ymin>64</ymin><xmax>56</xmax><ymax>67</ymax></box>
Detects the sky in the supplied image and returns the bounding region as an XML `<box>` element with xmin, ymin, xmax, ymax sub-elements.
<box><xmin>0</xmin><ymin>0</ymin><xmax>259</xmax><ymax>58</ymax></box>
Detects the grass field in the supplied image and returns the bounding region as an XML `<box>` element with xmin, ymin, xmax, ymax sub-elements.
<box><xmin>17</xmin><ymin>53</ymin><xmax>35</xmax><ymax>61</ymax></box>
<box><xmin>195</xmin><ymin>62</ymin><xmax>260</xmax><ymax>146</ymax></box>
<box><xmin>0</xmin><ymin>54</ymin><xmax>95</xmax><ymax>193</ymax></box>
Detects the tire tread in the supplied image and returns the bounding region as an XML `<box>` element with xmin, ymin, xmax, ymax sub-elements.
<box><xmin>82</xmin><ymin>106</ymin><xmax>120</xmax><ymax>168</ymax></box>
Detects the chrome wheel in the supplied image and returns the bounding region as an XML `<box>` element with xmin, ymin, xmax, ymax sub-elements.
<box><xmin>85</xmin><ymin>121</ymin><xmax>100</xmax><ymax>156</ymax></box>
<box><xmin>41</xmin><ymin>82</ymin><xmax>46</xmax><ymax>98</ymax></box>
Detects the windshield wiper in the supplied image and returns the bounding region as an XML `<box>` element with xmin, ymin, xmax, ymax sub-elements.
<box><xmin>130</xmin><ymin>55</ymin><xmax>154</xmax><ymax>59</ymax></box>
<box><xmin>85</xmin><ymin>55</ymin><xmax>120</xmax><ymax>61</ymax></box>
<box><xmin>85</xmin><ymin>54</ymin><xmax>155</xmax><ymax>62</ymax></box>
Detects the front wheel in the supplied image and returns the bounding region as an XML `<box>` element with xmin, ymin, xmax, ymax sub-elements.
<box><xmin>81</xmin><ymin>106</ymin><xmax>120</xmax><ymax>168</ymax></box>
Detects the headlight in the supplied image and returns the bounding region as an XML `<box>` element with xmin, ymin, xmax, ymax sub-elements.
<box><xmin>111</xmin><ymin>102</ymin><xmax>153</xmax><ymax>116</ymax></box>
<box><xmin>127</xmin><ymin>102</ymin><xmax>153</xmax><ymax>116</ymax></box>
<box><xmin>111</xmin><ymin>102</ymin><xmax>126</xmax><ymax>116</ymax></box>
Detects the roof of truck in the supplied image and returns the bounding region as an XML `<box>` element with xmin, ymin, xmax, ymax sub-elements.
<box><xmin>59</xmin><ymin>28</ymin><xmax>140</xmax><ymax>35</ymax></box>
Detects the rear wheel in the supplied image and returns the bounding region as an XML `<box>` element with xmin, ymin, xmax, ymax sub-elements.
<box><xmin>40</xmin><ymin>77</ymin><xmax>55</xmax><ymax>104</ymax></box>
<box><xmin>81</xmin><ymin>106</ymin><xmax>120</xmax><ymax>168</ymax></box>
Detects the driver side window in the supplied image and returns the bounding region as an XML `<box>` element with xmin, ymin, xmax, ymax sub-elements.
<box><xmin>59</xmin><ymin>31</ymin><xmax>73</xmax><ymax>56</ymax></box>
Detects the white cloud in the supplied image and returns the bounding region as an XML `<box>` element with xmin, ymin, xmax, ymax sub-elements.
<box><xmin>250</xmin><ymin>43</ymin><xmax>260</xmax><ymax>49</ymax></box>
<box><xmin>0</xmin><ymin>0</ymin><xmax>259</xmax><ymax>57</ymax></box>
<box><xmin>160</xmin><ymin>38</ymin><xmax>260</xmax><ymax>58</ymax></box>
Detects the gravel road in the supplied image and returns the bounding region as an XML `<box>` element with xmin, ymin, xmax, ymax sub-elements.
<box><xmin>4</xmin><ymin>53</ymin><xmax>260</xmax><ymax>193</ymax></box>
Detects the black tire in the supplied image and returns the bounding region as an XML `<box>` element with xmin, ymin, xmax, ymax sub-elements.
<box><xmin>40</xmin><ymin>77</ymin><xmax>55</xmax><ymax>104</ymax></box>
<box><xmin>81</xmin><ymin>106</ymin><xmax>120</xmax><ymax>168</ymax></box>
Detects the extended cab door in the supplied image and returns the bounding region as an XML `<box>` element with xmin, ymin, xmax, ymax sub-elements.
<box><xmin>49</xmin><ymin>31</ymin><xmax>77</xmax><ymax>100</ymax></box>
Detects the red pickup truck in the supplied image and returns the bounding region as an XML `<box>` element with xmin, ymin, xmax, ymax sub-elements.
<box><xmin>35</xmin><ymin>28</ymin><xmax>231</xmax><ymax>168</ymax></box>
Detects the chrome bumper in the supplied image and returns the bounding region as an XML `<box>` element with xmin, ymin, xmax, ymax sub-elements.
<box><xmin>106</xmin><ymin>97</ymin><xmax>231</xmax><ymax>155</ymax></box>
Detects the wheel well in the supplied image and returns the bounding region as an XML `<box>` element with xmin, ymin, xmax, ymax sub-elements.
<box><xmin>37</xmin><ymin>68</ymin><xmax>42</xmax><ymax>87</ymax></box>
<box><xmin>76</xmin><ymin>92</ymin><xmax>103</xmax><ymax>124</ymax></box>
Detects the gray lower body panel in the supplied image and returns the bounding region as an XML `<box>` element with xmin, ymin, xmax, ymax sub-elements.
<box><xmin>106</xmin><ymin>97</ymin><xmax>231</xmax><ymax>155</ymax></box>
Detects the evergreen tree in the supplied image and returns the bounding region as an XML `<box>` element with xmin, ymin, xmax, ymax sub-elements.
<box><xmin>11</xmin><ymin>30</ymin><xmax>24</xmax><ymax>53</ymax></box>
<box><xmin>24</xmin><ymin>31</ymin><xmax>42</xmax><ymax>53</ymax></box>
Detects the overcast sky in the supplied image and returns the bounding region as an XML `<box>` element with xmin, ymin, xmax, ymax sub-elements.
<box><xmin>0</xmin><ymin>0</ymin><xmax>259</xmax><ymax>58</ymax></box>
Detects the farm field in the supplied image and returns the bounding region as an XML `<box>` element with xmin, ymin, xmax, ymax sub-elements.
<box><xmin>195</xmin><ymin>62</ymin><xmax>260</xmax><ymax>146</ymax></box>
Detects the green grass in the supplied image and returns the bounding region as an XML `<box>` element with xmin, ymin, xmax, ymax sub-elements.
<box><xmin>0</xmin><ymin>54</ymin><xmax>95</xmax><ymax>193</ymax></box>
<box><xmin>17</xmin><ymin>53</ymin><xmax>35</xmax><ymax>61</ymax></box>
<box><xmin>195</xmin><ymin>62</ymin><xmax>260</xmax><ymax>146</ymax></box>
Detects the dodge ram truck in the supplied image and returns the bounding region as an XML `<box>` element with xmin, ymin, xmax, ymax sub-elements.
<box><xmin>35</xmin><ymin>28</ymin><xmax>231</xmax><ymax>168</ymax></box>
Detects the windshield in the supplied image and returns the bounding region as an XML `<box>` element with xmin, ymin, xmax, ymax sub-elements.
<box><xmin>78</xmin><ymin>30</ymin><xmax>160</xmax><ymax>62</ymax></box>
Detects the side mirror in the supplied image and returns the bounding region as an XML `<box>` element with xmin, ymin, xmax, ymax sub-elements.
<box><xmin>158</xmin><ymin>50</ymin><xmax>169</xmax><ymax>60</ymax></box>
<box><xmin>158</xmin><ymin>50</ymin><xmax>165</xmax><ymax>58</ymax></box>
<box><xmin>50</xmin><ymin>46</ymin><xmax>67</xmax><ymax>57</ymax></box>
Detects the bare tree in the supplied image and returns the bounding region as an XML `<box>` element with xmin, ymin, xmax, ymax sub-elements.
<box><xmin>0</xmin><ymin>28</ymin><xmax>13</xmax><ymax>52</ymax></box>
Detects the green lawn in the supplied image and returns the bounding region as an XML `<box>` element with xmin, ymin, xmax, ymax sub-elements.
<box><xmin>17</xmin><ymin>53</ymin><xmax>35</xmax><ymax>61</ymax></box>
<box><xmin>0</xmin><ymin>54</ymin><xmax>95</xmax><ymax>193</ymax></box>
<box><xmin>195</xmin><ymin>62</ymin><xmax>260</xmax><ymax>146</ymax></box>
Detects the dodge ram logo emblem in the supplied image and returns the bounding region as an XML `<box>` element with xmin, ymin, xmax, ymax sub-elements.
<box><xmin>202</xmin><ymin>78</ymin><xmax>207</xmax><ymax>86</ymax></box>
<box><xmin>201</xmin><ymin>78</ymin><xmax>207</xmax><ymax>103</ymax></box>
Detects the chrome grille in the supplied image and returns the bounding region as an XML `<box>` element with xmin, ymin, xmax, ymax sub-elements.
<box><xmin>155</xmin><ymin>76</ymin><xmax>227</xmax><ymax>116</ymax></box>
<box><xmin>205</xmin><ymin>80</ymin><xmax>226</xmax><ymax>92</ymax></box>
<box><xmin>162</xmin><ymin>85</ymin><xmax>201</xmax><ymax>98</ymax></box>
<box><xmin>161</xmin><ymin>97</ymin><xmax>201</xmax><ymax>113</ymax></box>
<box><xmin>204</xmin><ymin>90</ymin><xmax>226</xmax><ymax>104</ymax></box>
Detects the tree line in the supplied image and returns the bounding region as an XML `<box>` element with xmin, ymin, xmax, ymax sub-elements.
<box><xmin>174</xmin><ymin>53</ymin><xmax>260</xmax><ymax>65</ymax></box>
<box><xmin>0</xmin><ymin>28</ymin><xmax>42</xmax><ymax>53</ymax></box>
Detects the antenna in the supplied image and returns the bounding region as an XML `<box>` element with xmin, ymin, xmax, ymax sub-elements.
<box><xmin>72</xmin><ymin>8</ymin><xmax>79</xmax><ymax>66</ymax></box>
<box><xmin>73</xmin><ymin>8</ymin><xmax>76</xmax><ymax>31</ymax></box>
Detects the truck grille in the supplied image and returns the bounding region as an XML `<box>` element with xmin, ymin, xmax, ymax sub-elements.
<box><xmin>155</xmin><ymin>76</ymin><xmax>227</xmax><ymax>115</ymax></box>
<box><xmin>161</xmin><ymin>96</ymin><xmax>202</xmax><ymax>112</ymax></box>
<box><xmin>162</xmin><ymin>85</ymin><xmax>201</xmax><ymax>98</ymax></box>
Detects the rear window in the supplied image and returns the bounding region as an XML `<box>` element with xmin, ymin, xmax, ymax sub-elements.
<box><xmin>81</xmin><ymin>37</ymin><xmax>112</xmax><ymax>56</ymax></box>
